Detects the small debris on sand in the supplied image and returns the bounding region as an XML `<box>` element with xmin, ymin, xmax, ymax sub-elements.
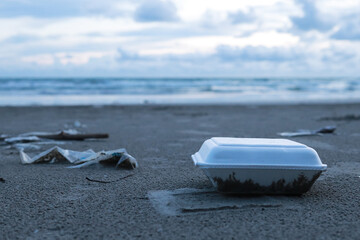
<box><xmin>19</xmin><ymin>130</ymin><xmax>108</xmax><ymax>141</ymax></box>
<box><xmin>4</xmin><ymin>136</ymin><xmax>41</xmax><ymax>144</ymax></box>
<box><xmin>85</xmin><ymin>174</ymin><xmax>134</xmax><ymax>183</ymax></box>
<box><xmin>319</xmin><ymin>114</ymin><xmax>360</xmax><ymax>121</ymax></box>
<box><xmin>0</xmin><ymin>134</ymin><xmax>8</xmax><ymax>141</ymax></box>
<box><xmin>2</xmin><ymin>130</ymin><xmax>109</xmax><ymax>152</ymax></box>
<box><xmin>3</xmin><ymin>130</ymin><xmax>108</xmax><ymax>144</ymax></box>
<box><xmin>65</xmin><ymin>120</ymin><xmax>87</xmax><ymax>129</ymax></box>
<box><xmin>20</xmin><ymin>147</ymin><xmax>138</xmax><ymax>170</ymax></box>
<box><xmin>278</xmin><ymin>126</ymin><xmax>336</xmax><ymax>137</ymax></box>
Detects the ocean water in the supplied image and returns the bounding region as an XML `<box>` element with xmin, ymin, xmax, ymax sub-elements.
<box><xmin>0</xmin><ymin>77</ymin><xmax>359</xmax><ymax>105</ymax></box>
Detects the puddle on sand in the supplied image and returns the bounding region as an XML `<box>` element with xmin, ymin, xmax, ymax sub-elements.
<box><xmin>148</xmin><ymin>188</ymin><xmax>304</xmax><ymax>216</ymax></box>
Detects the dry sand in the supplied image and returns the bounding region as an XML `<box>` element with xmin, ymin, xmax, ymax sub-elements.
<box><xmin>0</xmin><ymin>104</ymin><xmax>359</xmax><ymax>239</ymax></box>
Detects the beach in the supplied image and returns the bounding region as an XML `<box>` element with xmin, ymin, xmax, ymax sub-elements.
<box><xmin>0</xmin><ymin>103</ymin><xmax>359</xmax><ymax>239</ymax></box>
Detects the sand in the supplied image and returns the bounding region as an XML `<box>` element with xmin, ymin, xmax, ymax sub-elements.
<box><xmin>0</xmin><ymin>104</ymin><xmax>359</xmax><ymax>239</ymax></box>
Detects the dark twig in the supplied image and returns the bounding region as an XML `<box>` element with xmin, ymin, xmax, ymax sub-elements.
<box><xmin>85</xmin><ymin>174</ymin><xmax>134</xmax><ymax>183</ymax></box>
<box><xmin>39</xmin><ymin>131</ymin><xmax>109</xmax><ymax>141</ymax></box>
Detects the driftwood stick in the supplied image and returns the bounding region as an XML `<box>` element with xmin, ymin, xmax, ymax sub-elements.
<box><xmin>38</xmin><ymin>131</ymin><xmax>109</xmax><ymax>141</ymax></box>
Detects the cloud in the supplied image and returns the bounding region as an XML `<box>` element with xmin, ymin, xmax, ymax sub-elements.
<box><xmin>321</xmin><ymin>48</ymin><xmax>356</xmax><ymax>63</ymax></box>
<box><xmin>0</xmin><ymin>0</ymin><xmax>87</xmax><ymax>18</ymax></box>
<box><xmin>0</xmin><ymin>0</ymin><xmax>130</xmax><ymax>18</ymax></box>
<box><xmin>228</xmin><ymin>10</ymin><xmax>254</xmax><ymax>24</ymax></box>
<box><xmin>2</xmin><ymin>34</ymin><xmax>41</xmax><ymax>44</ymax></box>
<box><xmin>3</xmin><ymin>43</ymin><xmax>360</xmax><ymax>77</ymax></box>
<box><xmin>114</xmin><ymin>45</ymin><xmax>304</xmax><ymax>68</ymax></box>
<box><xmin>0</xmin><ymin>0</ymin><xmax>359</xmax><ymax>77</ymax></box>
<box><xmin>291</xmin><ymin>0</ymin><xmax>333</xmax><ymax>31</ymax></box>
<box><xmin>215</xmin><ymin>45</ymin><xmax>302</xmax><ymax>62</ymax></box>
<box><xmin>331</xmin><ymin>15</ymin><xmax>360</xmax><ymax>40</ymax></box>
<box><xmin>21</xmin><ymin>54</ymin><xmax>55</xmax><ymax>65</ymax></box>
<box><xmin>117</xmin><ymin>48</ymin><xmax>142</xmax><ymax>61</ymax></box>
<box><xmin>134</xmin><ymin>0</ymin><xmax>179</xmax><ymax>22</ymax></box>
<box><xmin>21</xmin><ymin>51</ymin><xmax>114</xmax><ymax>66</ymax></box>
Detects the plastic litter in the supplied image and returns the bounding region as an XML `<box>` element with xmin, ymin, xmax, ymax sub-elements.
<box><xmin>192</xmin><ymin>137</ymin><xmax>327</xmax><ymax>195</ymax></box>
<box><xmin>2</xmin><ymin>130</ymin><xmax>109</xmax><ymax>152</ymax></box>
<box><xmin>5</xmin><ymin>136</ymin><xmax>41</xmax><ymax>144</ymax></box>
<box><xmin>278</xmin><ymin>126</ymin><xmax>336</xmax><ymax>137</ymax></box>
<box><xmin>10</xmin><ymin>143</ymin><xmax>42</xmax><ymax>151</ymax></box>
<box><xmin>64</xmin><ymin>120</ymin><xmax>87</xmax><ymax>129</ymax></box>
<box><xmin>0</xmin><ymin>134</ymin><xmax>8</xmax><ymax>141</ymax></box>
<box><xmin>5</xmin><ymin>141</ymin><xmax>66</xmax><ymax>151</ymax></box>
<box><xmin>74</xmin><ymin>120</ymin><xmax>82</xmax><ymax>128</ymax></box>
<box><xmin>3</xmin><ymin>130</ymin><xmax>108</xmax><ymax>145</ymax></box>
<box><xmin>20</xmin><ymin>147</ymin><xmax>138</xmax><ymax>169</ymax></box>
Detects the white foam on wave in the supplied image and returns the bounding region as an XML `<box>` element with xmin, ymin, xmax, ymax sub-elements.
<box><xmin>1</xmin><ymin>91</ymin><xmax>360</xmax><ymax>106</ymax></box>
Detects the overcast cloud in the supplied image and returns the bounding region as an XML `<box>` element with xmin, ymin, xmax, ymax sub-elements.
<box><xmin>0</xmin><ymin>0</ymin><xmax>359</xmax><ymax>77</ymax></box>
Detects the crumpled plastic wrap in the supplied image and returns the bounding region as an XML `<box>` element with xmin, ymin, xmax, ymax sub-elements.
<box><xmin>20</xmin><ymin>146</ymin><xmax>138</xmax><ymax>169</ymax></box>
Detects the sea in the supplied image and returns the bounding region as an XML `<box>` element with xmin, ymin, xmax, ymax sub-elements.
<box><xmin>0</xmin><ymin>77</ymin><xmax>359</xmax><ymax>106</ymax></box>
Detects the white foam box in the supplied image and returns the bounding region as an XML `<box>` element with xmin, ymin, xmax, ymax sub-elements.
<box><xmin>192</xmin><ymin>137</ymin><xmax>327</xmax><ymax>195</ymax></box>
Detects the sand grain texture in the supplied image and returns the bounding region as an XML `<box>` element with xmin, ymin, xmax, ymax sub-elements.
<box><xmin>0</xmin><ymin>104</ymin><xmax>359</xmax><ymax>239</ymax></box>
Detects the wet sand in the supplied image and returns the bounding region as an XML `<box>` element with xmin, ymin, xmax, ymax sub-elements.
<box><xmin>0</xmin><ymin>104</ymin><xmax>359</xmax><ymax>239</ymax></box>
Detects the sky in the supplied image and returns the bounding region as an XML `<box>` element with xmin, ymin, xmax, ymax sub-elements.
<box><xmin>0</xmin><ymin>0</ymin><xmax>359</xmax><ymax>77</ymax></box>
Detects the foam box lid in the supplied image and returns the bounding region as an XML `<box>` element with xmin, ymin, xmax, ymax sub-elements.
<box><xmin>192</xmin><ymin>137</ymin><xmax>327</xmax><ymax>170</ymax></box>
